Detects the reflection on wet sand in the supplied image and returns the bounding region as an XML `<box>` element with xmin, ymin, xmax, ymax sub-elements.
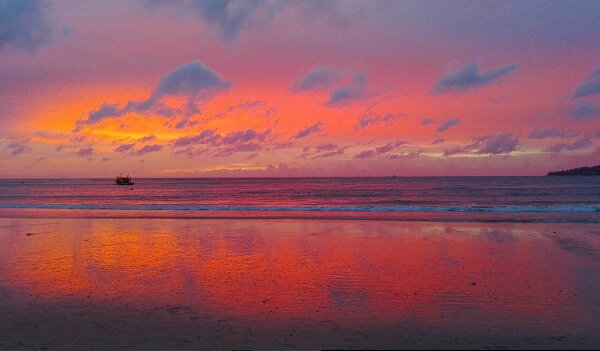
<box><xmin>1</xmin><ymin>219</ymin><xmax>599</xmax><ymax>349</ymax></box>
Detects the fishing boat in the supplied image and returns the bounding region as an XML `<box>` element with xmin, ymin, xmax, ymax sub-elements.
<box><xmin>115</xmin><ymin>174</ymin><xmax>134</xmax><ymax>185</ymax></box>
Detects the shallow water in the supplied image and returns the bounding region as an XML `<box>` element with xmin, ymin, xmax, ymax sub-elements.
<box><xmin>1</xmin><ymin>218</ymin><xmax>599</xmax><ymax>349</ymax></box>
<box><xmin>1</xmin><ymin>177</ymin><xmax>599</xmax><ymax>222</ymax></box>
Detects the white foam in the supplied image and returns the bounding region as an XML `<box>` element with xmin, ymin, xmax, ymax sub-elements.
<box><xmin>0</xmin><ymin>203</ymin><xmax>598</xmax><ymax>213</ymax></box>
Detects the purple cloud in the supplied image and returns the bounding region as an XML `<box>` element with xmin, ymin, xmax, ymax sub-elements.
<box><xmin>295</xmin><ymin>122</ymin><xmax>324</xmax><ymax>139</ymax></box>
<box><xmin>443</xmin><ymin>147</ymin><xmax>464</xmax><ymax>157</ymax></box>
<box><xmin>173</xmin><ymin>118</ymin><xmax>199</xmax><ymax>129</ymax></box>
<box><xmin>571</xmin><ymin>100</ymin><xmax>600</xmax><ymax>120</ymax></box>
<box><xmin>529</xmin><ymin>127</ymin><xmax>557</xmax><ymax>139</ymax></box>
<box><xmin>436</xmin><ymin>118</ymin><xmax>460</xmax><ymax>132</ymax></box>
<box><xmin>567</xmin><ymin>135</ymin><xmax>592</xmax><ymax>150</ymax></box>
<box><xmin>114</xmin><ymin>143</ymin><xmax>134</xmax><ymax>153</ymax></box>
<box><xmin>171</xmin><ymin>127</ymin><xmax>274</xmax><ymax>157</ymax></box>
<box><xmin>75</xmin><ymin>61</ymin><xmax>230</xmax><ymax>130</ymax></box>
<box><xmin>173</xmin><ymin>129</ymin><xmax>220</xmax><ymax>147</ymax></box>
<box><xmin>433</xmin><ymin>62</ymin><xmax>517</xmax><ymax>94</ymax></box>
<box><xmin>4</xmin><ymin>138</ymin><xmax>30</xmax><ymax>156</ymax></box>
<box><xmin>77</xmin><ymin>147</ymin><xmax>93</xmax><ymax>156</ymax></box>
<box><xmin>312</xmin><ymin>147</ymin><xmax>346</xmax><ymax>159</ymax></box>
<box><xmin>355</xmin><ymin>113</ymin><xmax>404</xmax><ymax>129</ymax></box>
<box><xmin>354</xmin><ymin>141</ymin><xmax>405</xmax><ymax>159</ymax></box>
<box><xmin>327</xmin><ymin>73</ymin><xmax>369</xmax><ymax>107</ymax></box>
<box><xmin>574</xmin><ymin>65</ymin><xmax>600</xmax><ymax>99</ymax></box>
<box><xmin>135</xmin><ymin>144</ymin><xmax>163</xmax><ymax>155</ymax></box>
<box><xmin>354</xmin><ymin>149</ymin><xmax>375</xmax><ymax>159</ymax></box>
<box><xmin>137</xmin><ymin>135</ymin><xmax>156</xmax><ymax>143</ymax></box>
<box><xmin>473</xmin><ymin>133</ymin><xmax>519</xmax><ymax>154</ymax></box>
<box><xmin>548</xmin><ymin>135</ymin><xmax>593</xmax><ymax>152</ymax></box>
<box><xmin>0</xmin><ymin>0</ymin><xmax>54</xmax><ymax>52</ymax></box>
<box><xmin>221</xmin><ymin>128</ymin><xmax>271</xmax><ymax>144</ymax></box>
<box><xmin>314</xmin><ymin>143</ymin><xmax>338</xmax><ymax>152</ymax></box>
<box><xmin>292</xmin><ymin>65</ymin><xmax>342</xmax><ymax>92</ymax></box>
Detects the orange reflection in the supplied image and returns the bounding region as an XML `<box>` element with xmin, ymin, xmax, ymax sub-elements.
<box><xmin>0</xmin><ymin>219</ymin><xmax>597</xmax><ymax>332</ymax></box>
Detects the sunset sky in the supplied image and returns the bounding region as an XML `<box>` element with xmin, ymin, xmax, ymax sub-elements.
<box><xmin>1</xmin><ymin>0</ymin><xmax>600</xmax><ymax>177</ymax></box>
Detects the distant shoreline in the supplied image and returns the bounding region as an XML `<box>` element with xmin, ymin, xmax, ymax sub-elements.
<box><xmin>547</xmin><ymin>165</ymin><xmax>600</xmax><ymax>176</ymax></box>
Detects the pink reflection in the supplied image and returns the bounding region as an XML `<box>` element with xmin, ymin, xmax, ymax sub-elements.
<box><xmin>0</xmin><ymin>219</ymin><xmax>598</xmax><ymax>333</ymax></box>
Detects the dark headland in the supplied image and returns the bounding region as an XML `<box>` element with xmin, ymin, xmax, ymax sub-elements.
<box><xmin>547</xmin><ymin>165</ymin><xmax>600</xmax><ymax>176</ymax></box>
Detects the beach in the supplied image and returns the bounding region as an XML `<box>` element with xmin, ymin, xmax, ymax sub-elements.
<box><xmin>1</xmin><ymin>217</ymin><xmax>600</xmax><ymax>349</ymax></box>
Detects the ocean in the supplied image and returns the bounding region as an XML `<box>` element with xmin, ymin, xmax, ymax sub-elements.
<box><xmin>1</xmin><ymin>176</ymin><xmax>599</xmax><ymax>222</ymax></box>
<box><xmin>2</xmin><ymin>177</ymin><xmax>600</xmax><ymax>348</ymax></box>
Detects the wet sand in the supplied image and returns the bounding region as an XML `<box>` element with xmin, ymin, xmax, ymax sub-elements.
<box><xmin>0</xmin><ymin>218</ymin><xmax>599</xmax><ymax>349</ymax></box>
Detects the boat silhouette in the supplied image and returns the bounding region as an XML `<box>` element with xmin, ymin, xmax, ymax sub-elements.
<box><xmin>115</xmin><ymin>174</ymin><xmax>134</xmax><ymax>185</ymax></box>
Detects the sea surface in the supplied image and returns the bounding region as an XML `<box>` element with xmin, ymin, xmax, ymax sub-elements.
<box><xmin>2</xmin><ymin>177</ymin><xmax>600</xmax><ymax>348</ymax></box>
<box><xmin>0</xmin><ymin>177</ymin><xmax>599</xmax><ymax>222</ymax></box>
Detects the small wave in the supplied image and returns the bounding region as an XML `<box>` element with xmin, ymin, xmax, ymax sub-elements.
<box><xmin>0</xmin><ymin>203</ymin><xmax>599</xmax><ymax>213</ymax></box>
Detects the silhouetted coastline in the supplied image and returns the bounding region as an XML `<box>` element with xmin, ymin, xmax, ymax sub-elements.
<box><xmin>547</xmin><ymin>165</ymin><xmax>600</xmax><ymax>176</ymax></box>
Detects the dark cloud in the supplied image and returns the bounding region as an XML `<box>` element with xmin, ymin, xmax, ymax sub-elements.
<box><xmin>312</xmin><ymin>146</ymin><xmax>346</xmax><ymax>159</ymax></box>
<box><xmin>529</xmin><ymin>127</ymin><xmax>557</xmax><ymax>139</ymax></box>
<box><xmin>354</xmin><ymin>141</ymin><xmax>405</xmax><ymax>159</ymax></box>
<box><xmin>173</xmin><ymin>118</ymin><xmax>199</xmax><ymax>129</ymax></box>
<box><xmin>436</xmin><ymin>118</ymin><xmax>460</xmax><ymax>132</ymax></box>
<box><xmin>574</xmin><ymin>66</ymin><xmax>600</xmax><ymax>99</ymax></box>
<box><xmin>227</xmin><ymin>100</ymin><xmax>262</xmax><ymax>111</ymax></box>
<box><xmin>326</xmin><ymin>73</ymin><xmax>371</xmax><ymax>107</ymax></box>
<box><xmin>444</xmin><ymin>133</ymin><xmax>519</xmax><ymax>156</ymax></box>
<box><xmin>545</xmin><ymin>143</ymin><xmax>567</xmax><ymax>153</ymax></box>
<box><xmin>388</xmin><ymin>150</ymin><xmax>423</xmax><ymax>159</ymax></box>
<box><xmin>443</xmin><ymin>147</ymin><xmax>464</xmax><ymax>157</ymax></box>
<box><xmin>355</xmin><ymin>113</ymin><xmax>404</xmax><ymax>129</ymax></box>
<box><xmin>134</xmin><ymin>144</ymin><xmax>163</xmax><ymax>156</ymax></box>
<box><xmin>215</xmin><ymin>142</ymin><xmax>262</xmax><ymax>157</ymax></box>
<box><xmin>172</xmin><ymin>127</ymin><xmax>274</xmax><ymax>157</ymax></box>
<box><xmin>571</xmin><ymin>100</ymin><xmax>600</xmax><ymax>120</ymax></box>
<box><xmin>432</xmin><ymin>62</ymin><xmax>517</xmax><ymax>94</ymax></box>
<box><xmin>85</xmin><ymin>103</ymin><xmax>120</xmax><ymax>125</ymax></box>
<box><xmin>292</xmin><ymin>65</ymin><xmax>342</xmax><ymax>92</ymax></box>
<box><xmin>4</xmin><ymin>138</ymin><xmax>30</xmax><ymax>156</ymax></box>
<box><xmin>75</xmin><ymin>61</ymin><xmax>230</xmax><ymax>130</ymax></box>
<box><xmin>137</xmin><ymin>135</ymin><xmax>156</xmax><ymax>143</ymax></box>
<box><xmin>314</xmin><ymin>143</ymin><xmax>338</xmax><ymax>152</ymax></box>
<box><xmin>221</xmin><ymin>128</ymin><xmax>271</xmax><ymax>144</ymax></box>
<box><xmin>34</xmin><ymin>130</ymin><xmax>66</xmax><ymax>140</ymax></box>
<box><xmin>173</xmin><ymin>129</ymin><xmax>220</xmax><ymax>147</ymax></box>
<box><xmin>473</xmin><ymin>133</ymin><xmax>519</xmax><ymax>154</ymax></box>
<box><xmin>548</xmin><ymin>135</ymin><xmax>593</xmax><ymax>152</ymax></box>
<box><xmin>210</xmin><ymin>100</ymin><xmax>270</xmax><ymax>120</ymax></box>
<box><xmin>529</xmin><ymin>128</ymin><xmax>578</xmax><ymax>139</ymax></box>
<box><xmin>189</xmin><ymin>0</ymin><xmax>266</xmax><ymax>41</ymax></box>
<box><xmin>152</xmin><ymin>61</ymin><xmax>230</xmax><ymax>100</ymax></box>
<box><xmin>173</xmin><ymin>146</ymin><xmax>209</xmax><ymax>158</ymax></box>
<box><xmin>300</xmin><ymin>143</ymin><xmax>347</xmax><ymax>159</ymax></box>
<box><xmin>354</xmin><ymin>149</ymin><xmax>375</xmax><ymax>159</ymax></box>
<box><xmin>422</xmin><ymin>118</ymin><xmax>434</xmax><ymax>125</ymax></box>
<box><xmin>146</xmin><ymin>0</ymin><xmax>263</xmax><ymax>41</ymax></box>
<box><xmin>295</xmin><ymin>122</ymin><xmax>324</xmax><ymax>139</ymax></box>
<box><xmin>114</xmin><ymin>144</ymin><xmax>134</xmax><ymax>153</ymax></box>
<box><xmin>77</xmin><ymin>147</ymin><xmax>93</xmax><ymax>156</ymax></box>
<box><xmin>0</xmin><ymin>0</ymin><xmax>53</xmax><ymax>52</ymax></box>
<box><xmin>148</xmin><ymin>1</ymin><xmax>332</xmax><ymax>42</ymax></box>
<box><xmin>568</xmin><ymin>135</ymin><xmax>592</xmax><ymax>150</ymax></box>
<box><xmin>432</xmin><ymin>138</ymin><xmax>444</xmax><ymax>144</ymax></box>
